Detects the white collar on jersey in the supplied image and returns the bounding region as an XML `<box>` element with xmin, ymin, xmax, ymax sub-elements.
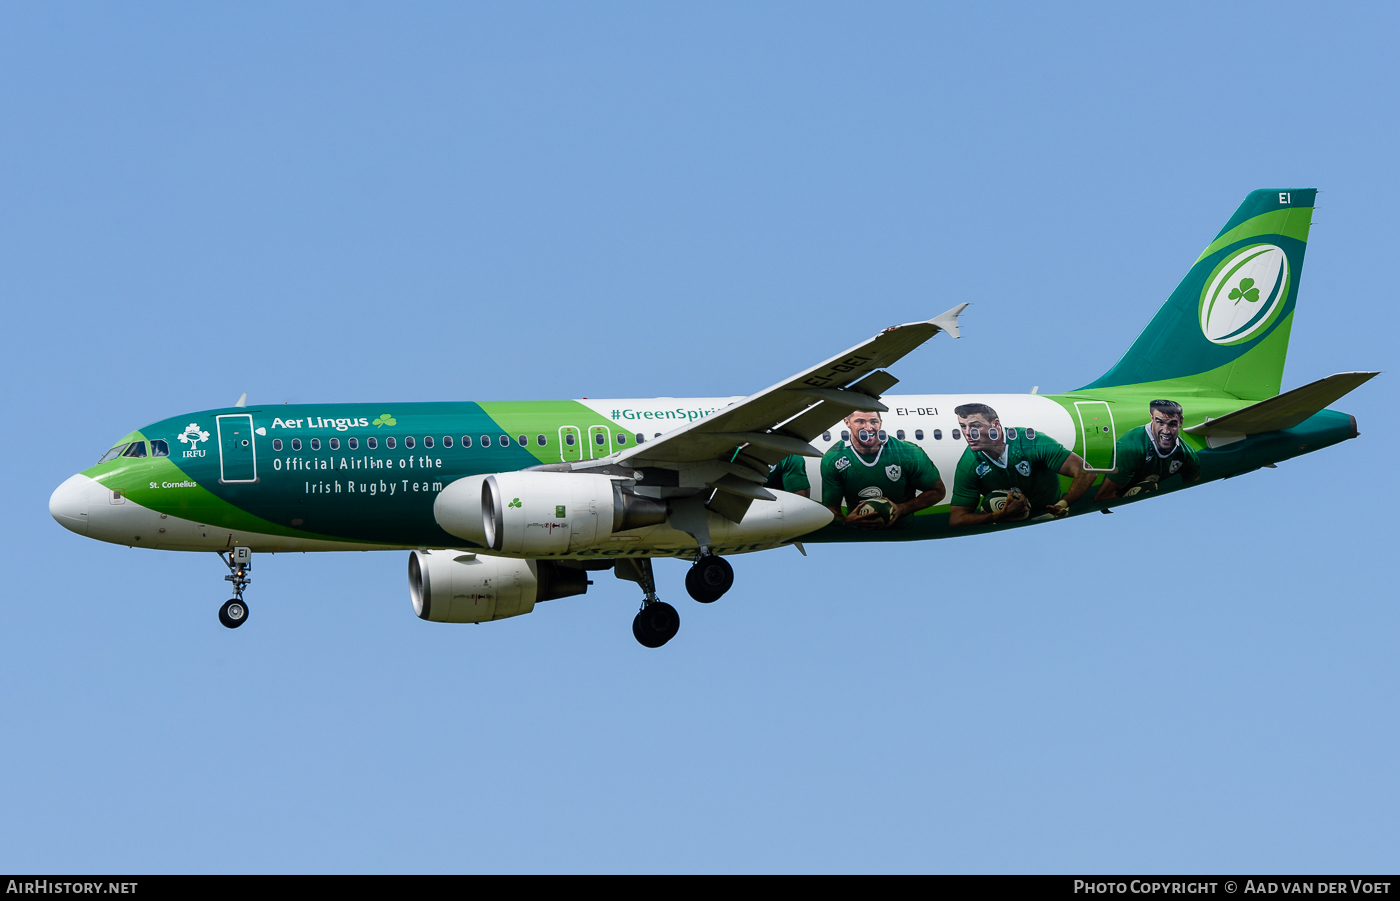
<box><xmin>981</xmin><ymin>445</ymin><xmax>1009</xmax><ymax>469</ymax></box>
<box><xmin>847</xmin><ymin>438</ymin><xmax>888</xmax><ymax>467</ymax></box>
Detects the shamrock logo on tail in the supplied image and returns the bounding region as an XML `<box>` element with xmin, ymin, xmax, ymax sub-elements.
<box><xmin>1229</xmin><ymin>277</ymin><xmax>1261</xmax><ymax>305</ymax></box>
<box><xmin>372</xmin><ymin>413</ymin><xmax>397</xmax><ymax>428</ymax></box>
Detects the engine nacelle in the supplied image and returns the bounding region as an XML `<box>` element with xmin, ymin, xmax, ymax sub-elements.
<box><xmin>407</xmin><ymin>550</ymin><xmax>589</xmax><ymax>623</ymax></box>
<box><xmin>434</xmin><ymin>471</ymin><xmax>667</xmax><ymax>555</ymax></box>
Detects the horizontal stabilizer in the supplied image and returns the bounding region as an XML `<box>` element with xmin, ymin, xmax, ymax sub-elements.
<box><xmin>1186</xmin><ymin>371</ymin><xmax>1378</xmax><ymax>438</ymax></box>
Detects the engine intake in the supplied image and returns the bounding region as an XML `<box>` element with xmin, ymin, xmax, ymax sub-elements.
<box><xmin>408</xmin><ymin>550</ymin><xmax>589</xmax><ymax>623</ymax></box>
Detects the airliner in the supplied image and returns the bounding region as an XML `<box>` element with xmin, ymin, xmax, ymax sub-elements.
<box><xmin>49</xmin><ymin>189</ymin><xmax>1376</xmax><ymax>647</ymax></box>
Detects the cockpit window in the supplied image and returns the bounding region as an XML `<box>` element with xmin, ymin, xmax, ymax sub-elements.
<box><xmin>150</xmin><ymin>439</ymin><xmax>170</xmax><ymax>457</ymax></box>
<box><xmin>97</xmin><ymin>444</ymin><xmax>129</xmax><ymax>464</ymax></box>
<box><xmin>121</xmin><ymin>441</ymin><xmax>148</xmax><ymax>458</ymax></box>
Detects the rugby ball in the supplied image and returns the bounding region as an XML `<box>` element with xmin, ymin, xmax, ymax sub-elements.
<box><xmin>850</xmin><ymin>496</ymin><xmax>898</xmax><ymax>526</ymax></box>
<box><xmin>983</xmin><ymin>488</ymin><xmax>1030</xmax><ymax>521</ymax></box>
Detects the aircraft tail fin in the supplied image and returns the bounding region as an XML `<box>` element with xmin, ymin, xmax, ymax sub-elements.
<box><xmin>1081</xmin><ymin>189</ymin><xmax>1316</xmax><ymax>399</ymax></box>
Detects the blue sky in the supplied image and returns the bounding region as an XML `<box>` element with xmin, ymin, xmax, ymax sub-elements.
<box><xmin>2</xmin><ymin>2</ymin><xmax>1396</xmax><ymax>873</ymax></box>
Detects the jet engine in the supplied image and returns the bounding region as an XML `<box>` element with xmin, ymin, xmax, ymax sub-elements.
<box><xmin>434</xmin><ymin>472</ymin><xmax>667</xmax><ymax>555</ymax></box>
<box><xmin>408</xmin><ymin>550</ymin><xmax>590</xmax><ymax>623</ymax></box>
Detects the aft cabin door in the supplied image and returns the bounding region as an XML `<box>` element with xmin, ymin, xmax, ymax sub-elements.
<box><xmin>1074</xmin><ymin>401</ymin><xmax>1117</xmax><ymax>471</ymax></box>
<box><xmin>217</xmin><ymin>414</ymin><xmax>258</xmax><ymax>483</ymax></box>
<box><xmin>559</xmin><ymin>426</ymin><xmax>582</xmax><ymax>463</ymax></box>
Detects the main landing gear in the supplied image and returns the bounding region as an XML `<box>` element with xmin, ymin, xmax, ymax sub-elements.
<box><xmin>617</xmin><ymin>558</ymin><xmax>680</xmax><ymax>648</ymax></box>
<box><xmin>685</xmin><ymin>551</ymin><xmax>734</xmax><ymax>604</ymax></box>
<box><xmin>218</xmin><ymin>547</ymin><xmax>252</xmax><ymax>629</ymax></box>
<box><xmin>616</xmin><ymin>551</ymin><xmax>735</xmax><ymax>647</ymax></box>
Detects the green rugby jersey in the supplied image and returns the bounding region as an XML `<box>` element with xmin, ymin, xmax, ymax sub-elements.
<box><xmin>950</xmin><ymin>429</ymin><xmax>1072</xmax><ymax>511</ymax></box>
<box><xmin>1106</xmin><ymin>425</ymin><xmax>1201</xmax><ymax>491</ymax></box>
<box><xmin>764</xmin><ymin>454</ymin><xmax>811</xmax><ymax>493</ymax></box>
<box><xmin>819</xmin><ymin>438</ymin><xmax>940</xmax><ymax>510</ymax></box>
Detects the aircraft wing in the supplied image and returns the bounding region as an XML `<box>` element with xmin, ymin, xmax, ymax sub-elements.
<box><xmin>602</xmin><ymin>304</ymin><xmax>967</xmax><ymax>520</ymax></box>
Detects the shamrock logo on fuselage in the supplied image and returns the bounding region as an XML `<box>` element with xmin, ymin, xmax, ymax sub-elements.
<box><xmin>372</xmin><ymin>413</ymin><xmax>397</xmax><ymax>428</ymax></box>
<box><xmin>1229</xmin><ymin>277</ymin><xmax>1261</xmax><ymax>305</ymax></box>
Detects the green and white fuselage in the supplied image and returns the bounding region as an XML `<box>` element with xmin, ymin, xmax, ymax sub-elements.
<box><xmin>51</xmin><ymin>391</ymin><xmax>1357</xmax><ymax>556</ymax></box>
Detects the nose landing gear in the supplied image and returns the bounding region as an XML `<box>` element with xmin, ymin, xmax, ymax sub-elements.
<box><xmin>685</xmin><ymin>552</ymin><xmax>733</xmax><ymax>604</ymax></box>
<box><xmin>218</xmin><ymin>547</ymin><xmax>252</xmax><ymax>629</ymax></box>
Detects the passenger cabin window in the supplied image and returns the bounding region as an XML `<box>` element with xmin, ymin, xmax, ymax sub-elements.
<box><xmin>951</xmin><ymin>429</ymin><xmax>961</xmax><ymax>440</ymax></box>
<box><xmin>877</xmin><ymin>430</ymin><xmax>887</xmax><ymax>441</ymax></box>
<box><xmin>617</xmin><ymin>433</ymin><xmax>627</xmax><ymax>445</ymax></box>
<box><xmin>348</xmin><ymin>437</ymin><xmax>359</xmax><ymax>450</ymax></box>
<box><xmin>517</xmin><ymin>435</ymin><xmax>527</xmax><ymax>447</ymax></box>
<box><xmin>98</xmin><ymin>444</ymin><xmax>128</xmax><ymax>464</ymax></box>
<box><xmin>329</xmin><ymin>438</ymin><xmax>340</xmax><ymax>450</ymax></box>
<box><xmin>823</xmin><ymin>432</ymin><xmax>831</xmax><ymax>442</ymax></box>
<box><xmin>564</xmin><ymin>433</ymin><xmax>575</xmax><ymax>446</ymax></box>
<box><xmin>635</xmin><ymin>433</ymin><xmax>645</xmax><ymax>444</ymax></box>
<box><xmin>914</xmin><ymin>430</ymin><xmax>923</xmax><ymax>441</ymax></box>
<box><xmin>386</xmin><ymin>437</ymin><xmax>396</xmax><ymax>449</ymax></box>
<box><xmin>536</xmin><ymin>435</ymin><xmax>546</xmax><ymax>447</ymax></box>
<box><xmin>1026</xmin><ymin>428</ymin><xmax>1036</xmax><ymax>440</ymax></box>
<box><xmin>292</xmin><ymin>439</ymin><xmax>302</xmax><ymax>451</ymax></box>
<box><xmin>499</xmin><ymin>435</ymin><xmax>509</xmax><ymax>447</ymax></box>
<box><xmin>150</xmin><ymin>439</ymin><xmax>169</xmax><ymax>457</ymax></box>
<box><xmin>896</xmin><ymin>430</ymin><xmax>905</xmax><ymax>440</ymax></box>
<box><xmin>310</xmin><ymin>438</ymin><xmax>321</xmax><ymax>451</ymax></box>
<box><xmin>595</xmin><ymin>433</ymin><xmax>605</xmax><ymax>446</ymax></box>
<box><xmin>442</xmin><ymin>436</ymin><xmax>451</xmax><ymax>448</ymax></box>
<box><xmin>121</xmin><ymin>441</ymin><xmax>147</xmax><ymax>458</ymax></box>
<box><xmin>273</xmin><ymin>439</ymin><xmax>284</xmax><ymax>452</ymax></box>
<box><xmin>460</xmin><ymin>435</ymin><xmax>471</xmax><ymax>447</ymax></box>
<box><xmin>367</xmin><ymin>437</ymin><xmax>377</xmax><ymax>449</ymax></box>
<box><xmin>480</xmin><ymin>435</ymin><xmax>491</xmax><ymax>448</ymax></box>
<box><xmin>423</xmin><ymin>436</ymin><xmax>433</xmax><ymax>449</ymax></box>
<box><xmin>933</xmin><ymin>429</ymin><xmax>942</xmax><ymax>440</ymax></box>
<box><xmin>405</xmin><ymin>436</ymin><xmax>415</xmax><ymax>449</ymax></box>
<box><xmin>841</xmin><ymin>430</ymin><xmax>849</xmax><ymax>441</ymax></box>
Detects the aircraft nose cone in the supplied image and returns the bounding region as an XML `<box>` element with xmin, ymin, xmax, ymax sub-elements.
<box><xmin>50</xmin><ymin>473</ymin><xmax>93</xmax><ymax>535</ymax></box>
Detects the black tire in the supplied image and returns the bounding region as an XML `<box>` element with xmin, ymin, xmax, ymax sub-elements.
<box><xmin>219</xmin><ymin>598</ymin><xmax>249</xmax><ymax>629</ymax></box>
<box><xmin>632</xmin><ymin>602</ymin><xmax>680</xmax><ymax>648</ymax></box>
<box><xmin>686</xmin><ymin>554</ymin><xmax>733</xmax><ymax>603</ymax></box>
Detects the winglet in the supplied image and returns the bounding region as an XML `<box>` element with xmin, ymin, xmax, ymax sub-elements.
<box><xmin>931</xmin><ymin>303</ymin><xmax>969</xmax><ymax>339</ymax></box>
<box><xmin>234</xmin><ymin>392</ymin><xmax>247</xmax><ymax>408</ymax></box>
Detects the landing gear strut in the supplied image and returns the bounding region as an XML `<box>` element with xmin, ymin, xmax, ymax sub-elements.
<box><xmin>685</xmin><ymin>551</ymin><xmax>733</xmax><ymax>604</ymax></box>
<box><xmin>617</xmin><ymin>558</ymin><xmax>679</xmax><ymax>648</ymax></box>
<box><xmin>218</xmin><ymin>547</ymin><xmax>252</xmax><ymax>629</ymax></box>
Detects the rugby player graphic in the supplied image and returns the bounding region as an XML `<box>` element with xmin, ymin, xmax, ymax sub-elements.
<box><xmin>948</xmin><ymin>402</ymin><xmax>1097</xmax><ymax>527</ymax></box>
<box><xmin>764</xmin><ymin>454</ymin><xmax>811</xmax><ymax>498</ymax></box>
<box><xmin>1094</xmin><ymin>400</ymin><xmax>1202</xmax><ymax>501</ymax></box>
<box><xmin>820</xmin><ymin>410</ymin><xmax>945</xmax><ymax>529</ymax></box>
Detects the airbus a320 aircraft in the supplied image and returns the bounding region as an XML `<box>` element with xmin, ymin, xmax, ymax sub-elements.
<box><xmin>50</xmin><ymin>189</ymin><xmax>1376</xmax><ymax>647</ymax></box>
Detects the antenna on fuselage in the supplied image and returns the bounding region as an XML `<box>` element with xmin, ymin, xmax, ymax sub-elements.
<box><xmin>234</xmin><ymin>392</ymin><xmax>247</xmax><ymax>407</ymax></box>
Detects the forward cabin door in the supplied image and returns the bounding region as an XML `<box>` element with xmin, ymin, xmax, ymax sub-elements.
<box><xmin>558</xmin><ymin>426</ymin><xmax>582</xmax><ymax>463</ymax></box>
<box><xmin>1073</xmin><ymin>401</ymin><xmax>1117</xmax><ymax>471</ymax></box>
<box><xmin>217</xmin><ymin>414</ymin><xmax>258</xmax><ymax>483</ymax></box>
